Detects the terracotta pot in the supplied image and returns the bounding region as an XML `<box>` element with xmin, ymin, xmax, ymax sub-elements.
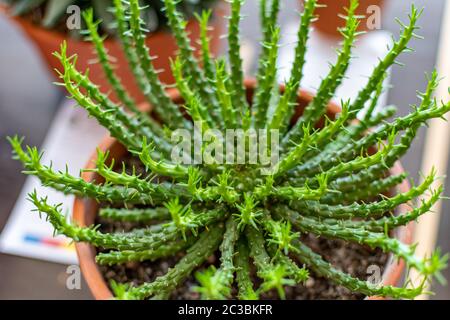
<box><xmin>302</xmin><ymin>0</ymin><xmax>385</xmax><ymax>38</ymax></box>
<box><xmin>0</xmin><ymin>2</ymin><xmax>227</xmax><ymax>103</ymax></box>
<box><xmin>73</xmin><ymin>79</ymin><xmax>413</xmax><ymax>299</ymax></box>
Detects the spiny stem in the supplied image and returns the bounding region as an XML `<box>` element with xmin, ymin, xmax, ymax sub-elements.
<box><xmin>193</xmin><ymin>217</ymin><xmax>239</xmax><ymax>299</ymax></box>
<box><xmin>269</xmin><ymin>174</ymin><xmax>329</xmax><ymax>201</ymax></box>
<box><xmin>267</xmin><ymin>0</ymin><xmax>317</xmax><ymax>134</ymax></box>
<box><xmin>135</xmin><ymin>137</ymin><xmax>189</xmax><ymax>179</ymax></box>
<box><xmin>292</xmin><ymin>239</ymin><xmax>425</xmax><ymax>299</ymax></box>
<box><xmin>121</xmin><ymin>224</ymin><xmax>225</xmax><ymax>300</ymax></box>
<box><xmin>228</xmin><ymin>0</ymin><xmax>250</xmax><ymax>129</ymax></box>
<box><xmin>234</xmin><ymin>238</ymin><xmax>258</xmax><ymax>300</ymax></box>
<box><xmin>215</xmin><ymin>60</ymin><xmax>238</xmax><ymax>129</ymax></box>
<box><xmin>252</xmin><ymin>27</ymin><xmax>281</xmax><ymax>128</ymax></box>
<box><xmin>82</xmin><ymin>9</ymin><xmax>138</xmax><ymax>113</ymax></box>
<box><xmin>285</xmin><ymin>0</ymin><xmax>316</xmax><ymax>102</ymax></box>
<box><xmin>284</xmin><ymin>209</ymin><xmax>445</xmax><ymax>277</ymax></box>
<box><xmin>163</xmin><ymin>0</ymin><xmax>219</xmax><ymax>116</ymax></box>
<box><xmin>30</xmin><ymin>192</ymin><xmax>179</xmax><ymax>250</ymax></box>
<box><xmin>171</xmin><ymin>57</ymin><xmax>215</xmax><ymax>129</ymax></box>
<box><xmin>245</xmin><ymin>227</ymin><xmax>271</xmax><ymax>276</ymax></box>
<box><xmin>99</xmin><ymin>207</ymin><xmax>170</xmax><ymax>222</ymax></box>
<box><xmin>348</xmin><ymin>5</ymin><xmax>422</xmax><ymax>118</ymax></box>
<box><xmin>323</xmin><ymin>172</ymin><xmax>408</xmax><ymax>204</ymax></box>
<box><xmin>196</xmin><ymin>10</ymin><xmax>218</xmax><ymax>92</ymax></box>
<box><xmin>9</xmin><ymin>137</ymin><xmax>174</xmax><ymax>204</ymax></box>
<box><xmin>219</xmin><ymin>217</ymin><xmax>240</xmax><ymax>289</ymax></box>
<box><xmin>128</xmin><ymin>0</ymin><xmax>190</xmax><ymax>130</ymax></box>
<box><xmin>96</xmin><ymin>238</ymin><xmax>193</xmax><ymax>265</ymax></box>
<box><xmin>291</xmin><ymin>170</ymin><xmax>436</xmax><ymax>219</ymax></box>
<box><xmin>341</xmin><ymin>187</ymin><xmax>443</xmax><ymax>232</ymax></box>
<box><xmin>283</xmin><ymin>0</ymin><xmax>359</xmax><ymax>148</ymax></box>
<box><xmin>255</xmin><ymin>0</ymin><xmax>279</xmax><ymax>102</ymax></box>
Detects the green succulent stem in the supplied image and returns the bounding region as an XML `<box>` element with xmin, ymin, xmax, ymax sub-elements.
<box><xmin>234</xmin><ymin>238</ymin><xmax>258</xmax><ymax>300</ymax></box>
<box><xmin>120</xmin><ymin>224</ymin><xmax>224</xmax><ymax>300</ymax></box>
<box><xmin>99</xmin><ymin>207</ymin><xmax>171</xmax><ymax>222</ymax></box>
<box><xmin>128</xmin><ymin>0</ymin><xmax>190</xmax><ymax>130</ymax></box>
<box><xmin>228</xmin><ymin>0</ymin><xmax>250</xmax><ymax>129</ymax></box>
<box><xmin>290</xmin><ymin>170</ymin><xmax>436</xmax><ymax>219</ymax></box>
<box><xmin>163</xmin><ymin>0</ymin><xmax>219</xmax><ymax>117</ymax></box>
<box><xmin>252</xmin><ymin>27</ymin><xmax>281</xmax><ymax>128</ymax></box>
<box><xmin>348</xmin><ymin>5</ymin><xmax>422</xmax><ymax>118</ymax></box>
<box><xmin>82</xmin><ymin>9</ymin><xmax>138</xmax><ymax>113</ymax></box>
<box><xmin>96</xmin><ymin>238</ymin><xmax>193</xmax><ymax>265</ymax></box>
<box><xmin>283</xmin><ymin>0</ymin><xmax>359</xmax><ymax>148</ymax></box>
<box><xmin>282</xmin><ymin>208</ymin><xmax>446</xmax><ymax>278</ymax></box>
<box><xmin>292</xmin><ymin>239</ymin><xmax>425</xmax><ymax>299</ymax></box>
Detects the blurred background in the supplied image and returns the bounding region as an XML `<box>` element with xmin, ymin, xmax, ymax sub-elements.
<box><xmin>0</xmin><ymin>0</ymin><xmax>449</xmax><ymax>299</ymax></box>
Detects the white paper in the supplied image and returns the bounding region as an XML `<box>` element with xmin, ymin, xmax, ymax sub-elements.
<box><xmin>0</xmin><ymin>100</ymin><xmax>107</xmax><ymax>264</ymax></box>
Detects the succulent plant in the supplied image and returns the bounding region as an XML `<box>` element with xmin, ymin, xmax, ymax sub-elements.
<box><xmin>9</xmin><ymin>0</ymin><xmax>450</xmax><ymax>300</ymax></box>
<box><xmin>3</xmin><ymin>0</ymin><xmax>216</xmax><ymax>36</ymax></box>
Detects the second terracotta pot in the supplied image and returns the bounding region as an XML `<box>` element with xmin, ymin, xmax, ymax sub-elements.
<box><xmin>1</xmin><ymin>2</ymin><xmax>227</xmax><ymax>103</ymax></box>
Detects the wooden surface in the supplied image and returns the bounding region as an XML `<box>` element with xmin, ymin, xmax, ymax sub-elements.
<box><xmin>0</xmin><ymin>0</ymin><xmax>448</xmax><ymax>299</ymax></box>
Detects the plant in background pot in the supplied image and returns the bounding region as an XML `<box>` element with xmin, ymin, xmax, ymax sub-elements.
<box><xmin>9</xmin><ymin>0</ymin><xmax>449</xmax><ymax>300</ymax></box>
<box><xmin>0</xmin><ymin>0</ymin><xmax>225</xmax><ymax>102</ymax></box>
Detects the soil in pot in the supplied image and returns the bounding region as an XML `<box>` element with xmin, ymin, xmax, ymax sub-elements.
<box><xmin>96</xmin><ymin>154</ymin><xmax>389</xmax><ymax>300</ymax></box>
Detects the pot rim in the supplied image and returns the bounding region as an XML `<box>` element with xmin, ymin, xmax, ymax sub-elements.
<box><xmin>73</xmin><ymin>80</ymin><xmax>413</xmax><ymax>300</ymax></box>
